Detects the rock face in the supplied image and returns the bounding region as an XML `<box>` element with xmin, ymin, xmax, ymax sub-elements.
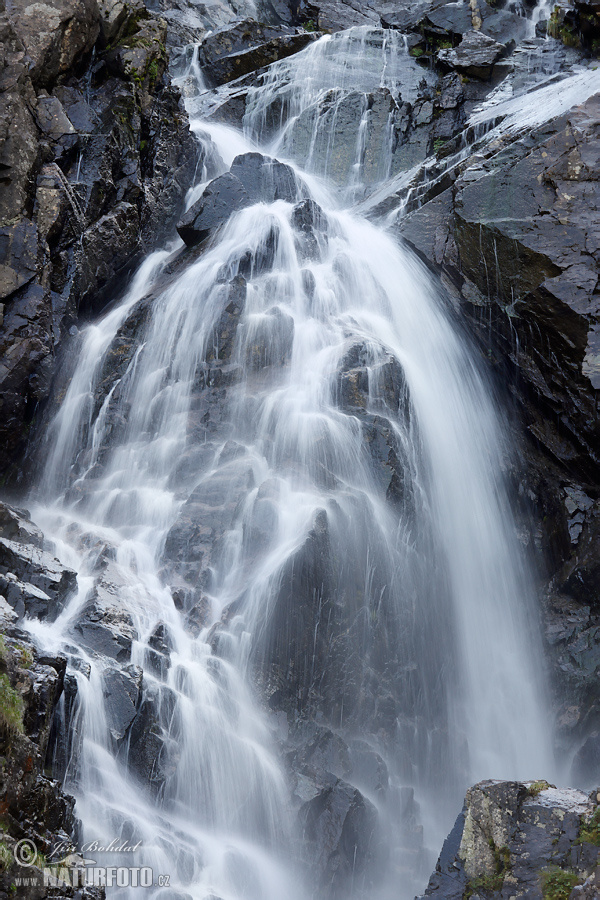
<box><xmin>0</xmin><ymin>500</ymin><xmax>104</xmax><ymax>898</ymax></box>
<box><xmin>0</xmin><ymin>0</ymin><xmax>198</xmax><ymax>481</ymax></box>
<box><xmin>418</xmin><ymin>780</ymin><xmax>600</xmax><ymax>900</ymax></box>
<box><xmin>399</xmin><ymin>91</ymin><xmax>600</xmax><ymax>766</ymax></box>
<box><xmin>197</xmin><ymin>17</ymin><xmax>319</xmax><ymax>85</ymax></box>
<box><xmin>437</xmin><ymin>30</ymin><xmax>506</xmax><ymax>79</ymax></box>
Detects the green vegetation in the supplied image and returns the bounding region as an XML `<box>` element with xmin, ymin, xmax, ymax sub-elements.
<box><xmin>13</xmin><ymin>645</ymin><xmax>33</xmax><ymax>670</ymax></box>
<box><xmin>410</xmin><ymin>46</ymin><xmax>425</xmax><ymax>57</ymax></box>
<box><xmin>433</xmin><ymin>139</ymin><xmax>447</xmax><ymax>154</ymax></box>
<box><xmin>0</xmin><ymin>840</ymin><xmax>12</xmax><ymax>871</ymax></box>
<box><xmin>577</xmin><ymin>807</ymin><xmax>600</xmax><ymax>845</ymax></box>
<box><xmin>0</xmin><ymin>674</ymin><xmax>24</xmax><ymax>735</ymax></box>
<box><xmin>464</xmin><ymin>842</ymin><xmax>510</xmax><ymax>898</ymax></box>
<box><xmin>528</xmin><ymin>780</ymin><xmax>552</xmax><ymax>797</ymax></box>
<box><xmin>547</xmin><ymin>6</ymin><xmax>580</xmax><ymax>48</ymax></box>
<box><xmin>541</xmin><ymin>867</ymin><xmax>580</xmax><ymax>900</ymax></box>
<box><xmin>303</xmin><ymin>19</ymin><xmax>318</xmax><ymax>31</ymax></box>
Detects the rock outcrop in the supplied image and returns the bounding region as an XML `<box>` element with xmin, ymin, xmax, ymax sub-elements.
<box><xmin>0</xmin><ymin>0</ymin><xmax>199</xmax><ymax>481</ymax></box>
<box><xmin>418</xmin><ymin>780</ymin><xmax>600</xmax><ymax>900</ymax></box>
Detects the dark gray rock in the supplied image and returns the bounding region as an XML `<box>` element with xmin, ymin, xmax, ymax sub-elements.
<box><xmin>0</xmin><ymin>536</ymin><xmax>77</xmax><ymax>619</ymax></box>
<box><xmin>231</xmin><ymin>151</ymin><xmax>302</xmax><ymax>203</ymax></box>
<box><xmin>74</xmin><ymin>568</ymin><xmax>136</xmax><ymax>661</ymax></box>
<box><xmin>298</xmin><ymin>777</ymin><xmax>379</xmax><ymax>898</ymax></box>
<box><xmin>437</xmin><ymin>30</ymin><xmax>506</xmax><ymax>79</ymax></box>
<box><xmin>128</xmin><ymin>683</ymin><xmax>178</xmax><ymax>793</ymax></box>
<box><xmin>177</xmin><ymin>173</ymin><xmax>251</xmax><ymax>246</ymax></box>
<box><xmin>103</xmin><ymin>663</ymin><xmax>143</xmax><ymax>743</ymax></box>
<box><xmin>0</xmin><ymin>0</ymin><xmax>198</xmax><ymax>481</ymax></box>
<box><xmin>198</xmin><ymin>18</ymin><xmax>318</xmax><ymax>86</ymax></box>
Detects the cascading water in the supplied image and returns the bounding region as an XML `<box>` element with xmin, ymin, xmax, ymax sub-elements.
<box><xmin>24</xmin><ymin>21</ymin><xmax>600</xmax><ymax>900</ymax></box>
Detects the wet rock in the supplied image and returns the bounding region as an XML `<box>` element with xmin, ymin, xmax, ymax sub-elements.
<box><xmin>292</xmin><ymin>197</ymin><xmax>328</xmax><ymax>260</ymax></box>
<box><xmin>0</xmin><ymin>501</ymin><xmax>44</xmax><ymax>548</ymax></box>
<box><xmin>198</xmin><ymin>18</ymin><xmax>318</xmax><ymax>86</ymax></box>
<box><xmin>245</xmin><ymin>305</ymin><xmax>295</xmax><ymax>370</ymax></box>
<box><xmin>312</xmin><ymin>0</ymin><xmax>379</xmax><ymax>31</ymax></box>
<box><xmin>293</xmin><ymin>726</ymin><xmax>353</xmax><ymax>780</ymax></box>
<box><xmin>231</xmin><ymin>151</ymin><xmax>302</xmax><ymax>203</ymax></box>
<box><xmin>348</xmin><ymin>739</ymin><xmax>389</xmax><ymax>799</ymax></box>
<box><xmin>146</xmin><ymin>622</ymin><xmax>173</xmax><ymax>676</ymax></box>
<box><xmin>128</xmin><ymin>682</ymin><xmax>178</xmax><ymax>793</ymax></box>
<box><xmin>102</xmin><ymin>663</ymin><xmax>142</xmax><ymax>743</ymax></box>
<box><xmin>177</xmin><ymin>173</ymin><xmax>251</xmax><ymax>246</ymax></box>
<box><xmin>437</xmin><ymin>30</ymin><xmax>506</xmax><ymax>80</ymax></box>
<box><xmin>298</xmin><ymin>777</ymin><xmax>379</xmax><ymax>898</ymax></box>
<box><xmin>0</xmin><ymin>536</ymin><xmax>77</xmax><ymax>619</ymax></box>
<box><xmin>0</xmin><ymin>0</ymin><xmax>197</xmax><ymax>481</ymax></box>
<box><xmin>74</xmin><ymin>568</ymin><xmax>136</xmax><ymax>661</ymax></box>
<box><xmin>163</xmin><ymin>455</ymin><xmax>255</xmax><ymax>604</ymax></box>
<box><xmin>401</xmin><ymin>93</ymin><xmax>600</xmax><ymax>482</ymax></box>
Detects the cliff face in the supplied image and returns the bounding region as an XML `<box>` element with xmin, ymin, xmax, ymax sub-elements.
<box><xmin>400</xmin><ymin>89</ymin><xmax>600</xmax><ymax>782</ymax></box>
<box><xmin>0</xmin><ymin>0</ymin><xmax>198</xmax><ymax>480</ymax></box>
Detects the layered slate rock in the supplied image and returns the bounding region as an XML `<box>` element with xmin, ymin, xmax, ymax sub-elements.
<box><xmin>418</xmin><ymin>780</ymin><xmax>600</xmax><ymax>900</ymax></box>
<box><xmin>437</xmin><ymin>29</ymin><xmax>506</xmax><ymax>79</ymax></box>
<box><xmin>198</xmin><ymin>17</ymin><xmax>319</xmax><ymax>86</ymax></box>
<box><xmin>401</xmin><ymin>92</ymin><xmax>600</xmax><ymax>481</ymax></box>
<box><xmin>0</xmin><ymin>503</ymin><xmax>77</xmax><ymax>620</ymax></box>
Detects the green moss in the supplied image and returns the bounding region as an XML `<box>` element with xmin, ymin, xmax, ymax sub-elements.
<box><xmin>303</xmin><ymin>18</ymin><xmax>317</xmax><ymax>31</ymax></box>
<box><xmin>528</xmin><ymin>780</ymin><xmax>552</xmax><ymax>797</ymax></box>
<box><xmin>541</xmin><ymin>867</ymin><xmax>580</xmax><ymax>900</ymax></box>
<box><xmin>0</xmin><ymin>674</ymin><xmax>24</xmax><ymax>735</ymax></box>
<box><xmin>0</xmin><ymin>841</ymin><xmax>12</xmax><ymax>871</ymax></box>
<box><xmin>0</xmin><ymin>635</ymin><xmax>7</xmax><ymax>662</ymax></box>
<box><xmin>577</xmin><ymin>807</ymin><xmax>600</xmax><ymax>845</ymax></box>
<box><xmin>13</xmin><ymin>645</ymin><xmax>33</xmax><ymax>670</ymax></box>
<box><xmin>410</xmin><ymin>46</ymin><xmax>425</xmax><ymax>57</ymax></box>
<box><xmin>433</xmin><ymin>138</ymin><xmax>447</xmax><ymax>153</ymax></box>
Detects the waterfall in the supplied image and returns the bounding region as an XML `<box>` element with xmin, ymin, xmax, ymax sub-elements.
<box><xmin>23</xmin><ymin>24</ymin><xmax>585</xmax><ymax>900</ymax></box>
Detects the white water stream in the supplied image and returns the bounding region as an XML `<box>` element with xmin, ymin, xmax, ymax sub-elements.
<box><xmin>23</xmin><ymin>21</ymin><xmax>600</xmax><ymax>900</ymax></box>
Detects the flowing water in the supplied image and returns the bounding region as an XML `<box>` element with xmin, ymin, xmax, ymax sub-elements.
<box><xmin>23</xmin><ymin>21</ymin><xmax>600</xmax><ymax>900</ymax></box>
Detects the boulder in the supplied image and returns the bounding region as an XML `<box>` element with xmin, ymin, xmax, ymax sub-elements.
<box><xmin>176</xmin><ymin>172</ymin><xmax>251</xmax><ymax>246</ymax></box>
<box><xmin>418</xmin><ymin>780</ymin><xmax>599</xmax><ymax>900</ymax></box>
<box><xmin>102</xmin><ymin>663</ymin><xmax>143</xmax><ymax>743</ymax></box>
<box><xmin>437</xmin><ymin>30</ymin><xmax>506</xmax><ymax>79</ymax></box>
<box><xmin>198</xmin><ymin>18</ymin><xmax>318</xmax><ymax>86</ymax></box>
<box><xmin>74</xmin><ymin>568</ymin><xmax>136</xmax><ymax>661</ymax></box>
<box><xmin>0</xmin><ymin>535</ymin><xmax>77</xmax><ymax>619</ymax></box>
<box><xmin>230</xmin><ymin>151</ymin><xmax>302</xmax><ymax>203</ymax></box>
<box><xmin>298</xmin><ymin>777</ymin><xmax>379</xmax><ymax>897</ymax></box>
